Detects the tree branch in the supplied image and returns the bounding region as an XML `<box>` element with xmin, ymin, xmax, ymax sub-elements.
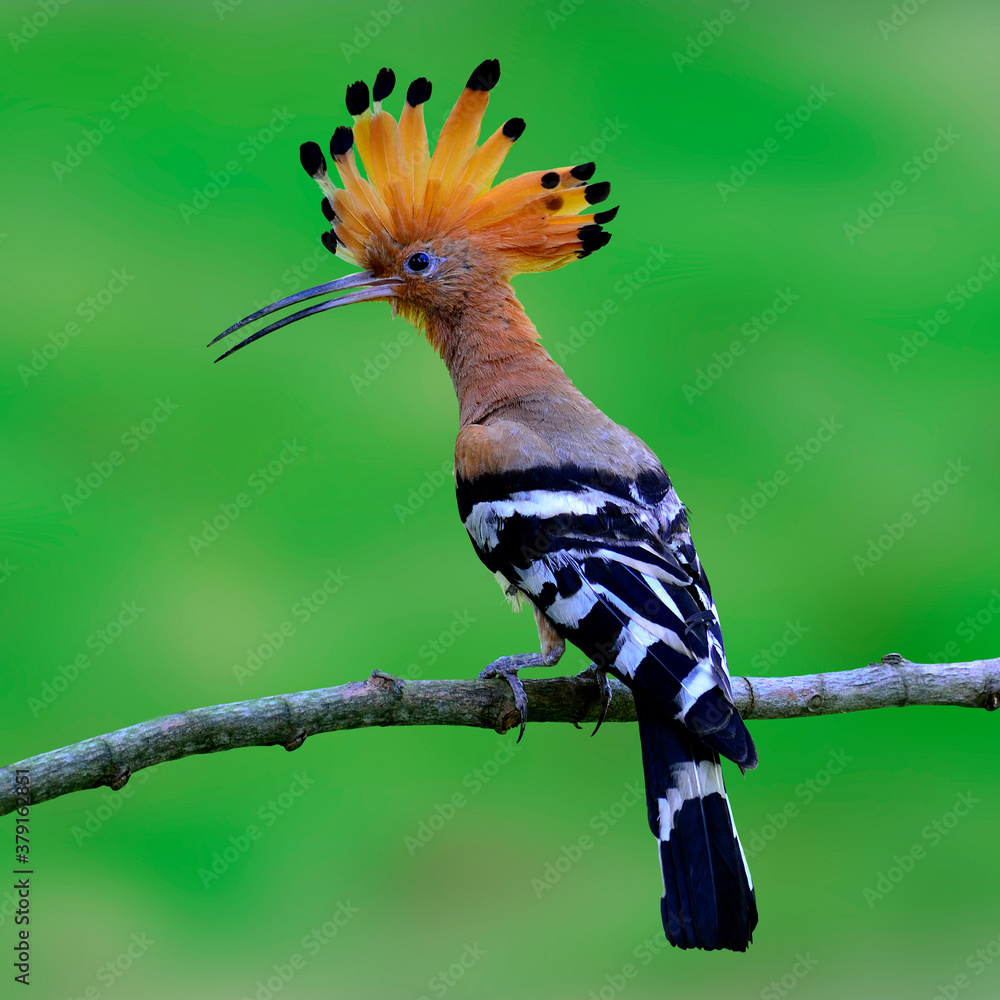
<box><xmin>3</xmin><ymin>653</ymin><xmax>998</xmax><ymax>817</ymax></box>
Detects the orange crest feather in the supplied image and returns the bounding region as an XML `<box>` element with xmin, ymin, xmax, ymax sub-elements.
<box><xmin>298</xmin><ymin>60</ymin><xmax>615</xmax><ymax>274</ymax></box>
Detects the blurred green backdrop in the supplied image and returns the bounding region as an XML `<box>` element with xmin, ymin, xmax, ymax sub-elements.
<box><xmin>3</xmin><ymin>0</ymin><xmax>999</xmax><ymax>997</ymax></box>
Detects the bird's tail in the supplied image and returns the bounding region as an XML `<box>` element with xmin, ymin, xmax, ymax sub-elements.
<box><xmin>634</xmin><ymin>694</ymin><xmax>757</xmax><ymax>950</ymax></box>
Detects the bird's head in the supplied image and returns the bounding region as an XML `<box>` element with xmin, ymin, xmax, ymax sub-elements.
<box><xmin>211</xmin><ymin>59</ymin><xmax>616</xmax><ymax>360</ymax></box>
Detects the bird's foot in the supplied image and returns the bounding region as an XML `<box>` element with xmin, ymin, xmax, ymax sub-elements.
<box><xmin>576</xmin><ymin>663</ymin><xmax>613</xmax><ymax>736</ymax></box>
<box><xmin>479</xmin><ymin>651</ymin><xmax>551</xmax><ymax>742</ymax></box>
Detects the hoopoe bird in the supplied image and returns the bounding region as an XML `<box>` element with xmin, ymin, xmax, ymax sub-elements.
<box><xmin>212</xmin><ymin>60</ymin><xmax>758</xmax><ymax>951</ymax></box>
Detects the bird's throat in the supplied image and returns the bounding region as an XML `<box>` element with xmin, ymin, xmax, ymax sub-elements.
<box><xmin>423</xmin><ymin>284</ymin><xmax>579</xmax><ymax>427</ymax></box>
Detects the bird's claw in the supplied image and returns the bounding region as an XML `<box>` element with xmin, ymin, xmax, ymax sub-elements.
<box><xmin>576</xmin><ymin>663</ymin><xmax>613</xmax><ymax>736</ymax></box>
<box><xmin>479</xmin><ymin>652</ymin><xmax>545</xmax><ymax>742</ymax></box>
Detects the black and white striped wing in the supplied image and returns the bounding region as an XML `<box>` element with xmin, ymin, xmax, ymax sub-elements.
<box><xmin>457</xmin><ymin>466</ymin><xmax>755</xmax><ymax>767</ymax></box>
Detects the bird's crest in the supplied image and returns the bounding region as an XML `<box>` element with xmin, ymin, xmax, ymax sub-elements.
<box><xmin>298</xmin><ymin>59</ymin><xmax>616</xmax><ymax>275</ymax></box>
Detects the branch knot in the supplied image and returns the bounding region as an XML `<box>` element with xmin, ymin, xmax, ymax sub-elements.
<box><xmin>368</xmin><ymin>669</ymin><xmax>404</xmax><ymax>696</ymax></box>
<box><xmin>108</xmin><ymin>768</ymin><xmax>131</xmax><ymax>791</ymax></box>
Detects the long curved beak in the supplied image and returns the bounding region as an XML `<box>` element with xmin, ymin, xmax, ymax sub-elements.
<box><xmin>209</xmin><ymin>270</ymin><xmax>403</xmax><ymax>362</ymax></box>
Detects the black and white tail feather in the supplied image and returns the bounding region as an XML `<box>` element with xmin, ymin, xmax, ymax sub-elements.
<box><xmin>458</xmin><ymin>461</ymin><xmax>758</xmax><ymax>950</ymax></box>
<box><xmin>635</xmin><ymin>697</ymin><xmax>756</xmax><ymax>949</ymax></box>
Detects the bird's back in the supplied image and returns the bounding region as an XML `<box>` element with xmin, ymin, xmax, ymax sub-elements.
<box><xmin>456</xmin><ymin>370</ymin><xmax>759</xmax><ymax>950</ymax></box>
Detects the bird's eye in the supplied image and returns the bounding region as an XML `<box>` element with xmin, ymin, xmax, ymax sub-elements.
<box><xmin>406</xmin><ymin>252</ymin><xmax>431</xmax><ymax>272</ymax></box>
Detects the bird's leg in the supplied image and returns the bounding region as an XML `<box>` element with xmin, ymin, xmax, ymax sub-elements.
<box><xmin>479</xmin><ymin>605</ymin><xmax>564</xmax><ymax>742</ymax></box>
<box><xmin>575</xmin><ymin>663</ymin><xmax>613</xmax><ymax>736</ymax></box>
<box><xmin>479</xmin><ymin>652</ymin><xmax>547</xmax><ymax>742</ymax></box>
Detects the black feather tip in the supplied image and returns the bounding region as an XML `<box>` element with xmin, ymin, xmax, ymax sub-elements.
<box><xmin>330</xmin><ymin>126</ymin><xmax>354</xmax><ymax>158</ymax></box>
<box><xmin>577</xmin><ymin>224</ymin><xmax>611</xmax><ymax>257</ymax></box>
<box><xmin>320</xmin><ymin>198</ymin><xmax>336</xmax><ymax>223</ymax></box>
<box><xmin>321</xmin><ymin>231</ymin><xmax>338</xmax><ymax>255</ymax></box>
<box><xmin>373</xmin><ymin>67</ymin><xmax>395</xmax><ymax>102</ymax></box>
<box><xmin>406</xmin><ymin>77</ymin><xmax>432</xmax><ymax>107</ymax></box>
<box><xmin>593</xmin><ymin>205</ymin><xmax>619</xmax><ymax>224</ymax></box>
<box><xmin>584</xmin><ymin>181</ymin><xmax>611</xmax><ymax>205</ymax></box>
<box><xmin>467</xmin><ymin>58</ymin><xmax>500</xmax><ymax>92</ymax></box>
<box><xmin>502</xmin><ymin>117</ymin><xmax>525</xmax><ymax>140</ymax></box>
<box><xmin>299</xmin><ymin>141</ymin><xmax>326</xmax><ymax>177</ymax></box>
<box><xmin>570</xmin><ymin>161</ymin><xmax>596</xmax><ymax>181</ymax></box>
<box><xmin>345</xmin><ymin>81</ymin><xmax>369</xmax><ymax>116</ymax></box>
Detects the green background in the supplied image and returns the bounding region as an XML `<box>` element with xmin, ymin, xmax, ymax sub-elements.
<box><xmin>3</xmin><ymin>0</ymin><xmax>999</xmax><ymax>997</ymax></box>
